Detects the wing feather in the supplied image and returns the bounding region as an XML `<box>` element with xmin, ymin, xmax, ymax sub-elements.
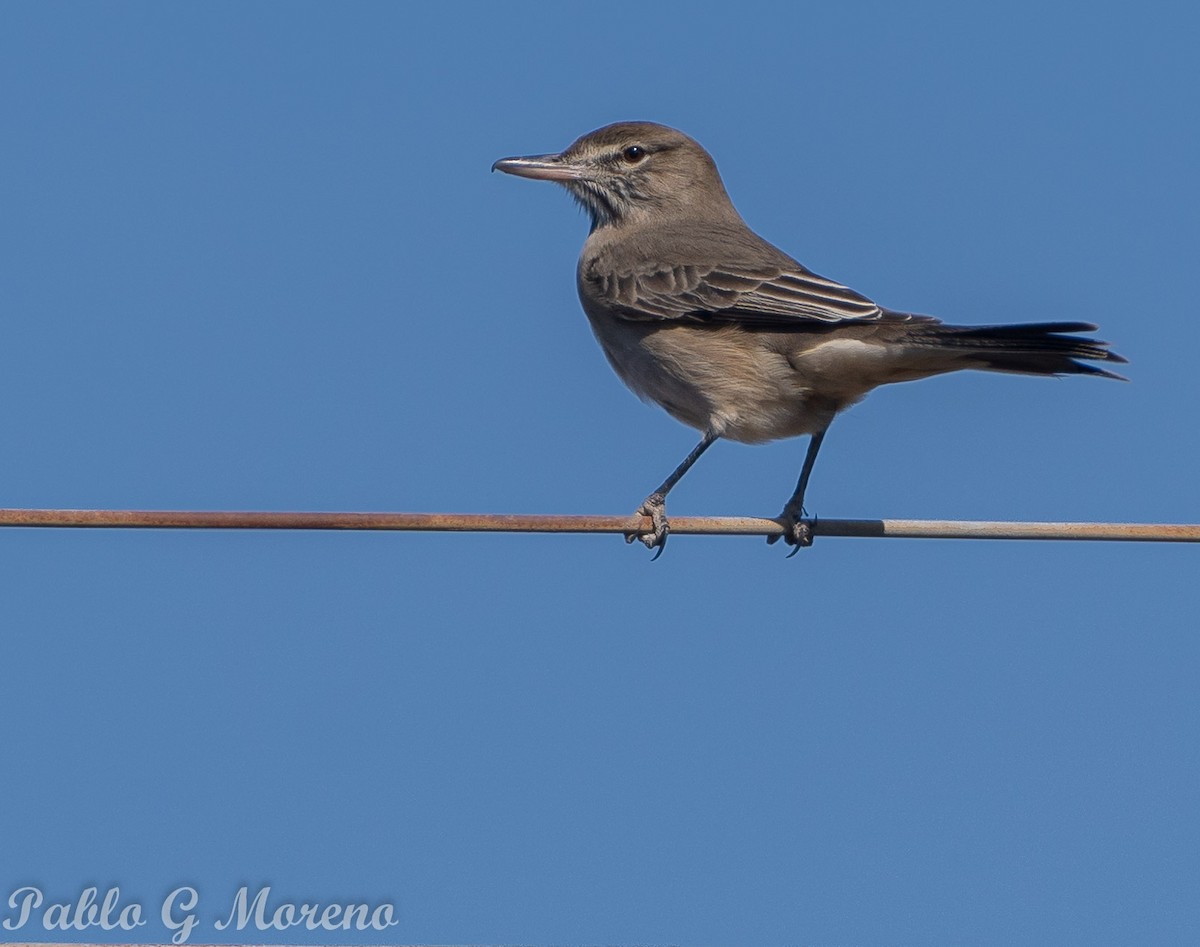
<box><xmin>588</xmin><ymin>261</ymin><xmax>890</xmax><ymax>328</ymax></box>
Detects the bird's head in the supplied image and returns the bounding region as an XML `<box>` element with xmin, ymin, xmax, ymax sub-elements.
<box><xmin>492</xmin><ymin>122</ymin><xmax>732</xmax><ymax>231</ymax></box>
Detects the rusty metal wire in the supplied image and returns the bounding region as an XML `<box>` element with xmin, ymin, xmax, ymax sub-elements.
<box><xmin>0</xmin><ymin>509</ymin><xmax>1196</xmax><ymax>542</ymax></box>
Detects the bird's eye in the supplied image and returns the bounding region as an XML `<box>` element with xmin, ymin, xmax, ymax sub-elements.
<box><xmin>622</xmin><ymin>145</ymin><xmax>647</xmax><ymax>163</ymax></box>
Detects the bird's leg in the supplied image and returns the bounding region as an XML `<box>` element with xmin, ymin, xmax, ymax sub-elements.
<box><xmin>768</xmin><ymin>429</ymin><xmax>826</xmax><ymax>555</ymax></box>
<box><xmin>627</xmin><ymin>431</ymin><xmax>719</xmax><ymax>558</ymax></box>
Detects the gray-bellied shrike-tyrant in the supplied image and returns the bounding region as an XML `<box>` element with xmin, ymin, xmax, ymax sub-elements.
<box><xmin>493</xmin><ymin>122</ymin><xmax>1125</xmax><ymax>557</ymax></box>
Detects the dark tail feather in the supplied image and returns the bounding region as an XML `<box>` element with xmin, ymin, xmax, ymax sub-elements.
<box><xmin>916</xmin><ymin>321</ymin><xmax>1128</xmax><ymax>380</ymax></box>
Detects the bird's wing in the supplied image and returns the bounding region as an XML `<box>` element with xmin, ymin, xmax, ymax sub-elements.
<box><xmin>588</xmin><ymin>261</ymin><xmax>894</xmax><ymax>328</ymax></box>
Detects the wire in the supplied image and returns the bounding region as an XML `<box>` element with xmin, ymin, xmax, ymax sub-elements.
<box><xmin>0</xmin><ymin>509</ymin><xmax>1196</xmax><ymax>542</ymax></box>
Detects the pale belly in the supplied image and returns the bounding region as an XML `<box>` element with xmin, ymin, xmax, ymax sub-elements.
<box><xmin>583</xmin><ymin>315</ymin><xmax>870</xmax><ymax>444</ymax></box>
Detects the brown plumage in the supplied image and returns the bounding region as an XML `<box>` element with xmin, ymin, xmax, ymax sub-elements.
<box><xmin>493</xmin><ymin>121</ymin><xmax>1125</xmax><ymax>555</ymax></box>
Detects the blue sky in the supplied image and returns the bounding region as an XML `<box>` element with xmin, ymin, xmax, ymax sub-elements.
<box><xmin>2</xmin><ymin>2</ymin><xmax>1198</xmax><ymax>944</ymax></box>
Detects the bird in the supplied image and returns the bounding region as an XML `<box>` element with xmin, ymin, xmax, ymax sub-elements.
<box><xmin>492</xmin><ymin>122</ymin><xmax>1125</xmax><ymax>557</ymax></box>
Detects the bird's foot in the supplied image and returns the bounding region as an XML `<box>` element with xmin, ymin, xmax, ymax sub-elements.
<box><xmin>767</xmin><ymin>503</ymin><xmax>814</xmax><ymax>556</ymax></box>
<box><xmin>625</xmin><ymin>492</ymin><xmax>669</xmax><ymax>559</ymax></box>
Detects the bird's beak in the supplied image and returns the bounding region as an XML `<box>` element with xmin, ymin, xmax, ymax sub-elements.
<box><xmin>491</xmin><ymin>153</ymin><xmax>585</xmax><ymax>182</ymax></box>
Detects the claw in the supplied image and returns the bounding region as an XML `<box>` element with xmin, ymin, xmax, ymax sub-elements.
<box><xmin>625</xmin><ymin>492</ymin><xmax>669</xmax><ymax>557</ymax></box>
<box><xmin>768</xmin><ymin>504</ymin><xmax>814</xmax><ymax>555</ymax></box>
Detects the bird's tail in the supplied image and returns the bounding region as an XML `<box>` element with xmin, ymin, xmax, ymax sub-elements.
<box><xmin>910</xmin><ymin>320</ymin><xmax>1128</xmax><ymax>380</ymax></box>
